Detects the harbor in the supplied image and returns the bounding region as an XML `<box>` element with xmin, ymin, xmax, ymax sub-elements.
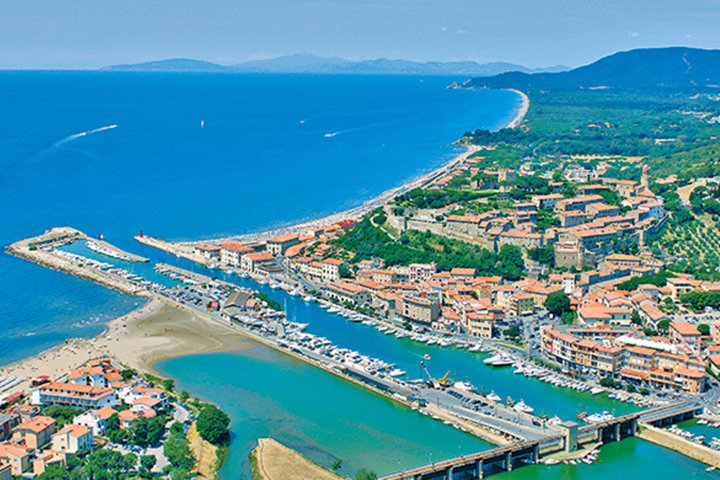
<box><xmin>5</xmin><ymin>227</ymin><xmax>720</xmax><ymax>477</ymax></box>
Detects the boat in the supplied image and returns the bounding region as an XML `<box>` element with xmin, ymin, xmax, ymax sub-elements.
<box><xmin>591</xmin><ymin>387</ymin><xmax>604</xmax><ymax>395</ymax></box>
<box><xmin>389</xmin><ymin>369</ymin><xmax>407</xmax><ymax>377</ymax></box>
<box><xmin>423</xmin><ymin>354</ymin><xmax>431</xmax><ymax>360</ymax></box>
<box><xmin>486</xmin><ymin>391</ymin><xmax>501</xmax><ymax>402</ymax></box>
<box><xmin>454</xmin><ymin>381</ymin><xmax>477</xmax><ymax>392</ymax></box>
<box><xmin>706</xmin><ymin>466</ymin><xmax>716</xmax><ymax>472</ymax></box>
<box><xmin>513</xmin><ymin>400</ymin><xmax>534</xmax><ymax>413</ymax></box>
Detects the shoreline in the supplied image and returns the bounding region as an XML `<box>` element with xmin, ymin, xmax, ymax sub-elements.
<box><xmin>505</xmin><ymin>89</ymin><xmax>529</xmax><ymax>129</ymax></box>
<box><xmin>0</xmin><ymin>295</ymin><xmax>256</xmax><ymax>397</ymax></box>
<box><xmin>169</xmin><ymin>89</ymin><xmax>530</xmax><ymax>247</ymax></box>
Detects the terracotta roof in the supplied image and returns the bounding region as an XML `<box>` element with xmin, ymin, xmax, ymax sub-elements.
<box><xmin>220</xmin><ymin>242</ymin><xmax>252</xmax><ymax>253</ymax></box>
<box><xmin>267</xmin><ymin>233</ymin><xmax>299</xmax><ymax>243</ymax></box>
<box><xmin>55</xmin><ymin>424</ymin><xmax>91</xmax><ymax>438</ymax></box>
<box><xmin>13</xmin><ymin>416</ymin><xmax>55</xmax><ymax>434</ymax></box>
<box><xmin>670</xmin><ymin>321</ymin><xmax>700</xmax><ymax>336</ymax></box>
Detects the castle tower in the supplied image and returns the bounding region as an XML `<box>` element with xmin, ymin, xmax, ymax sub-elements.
<box><xmin>641</xmin><ymin>165</ymin><xmax>650</xmax><ymax>190</ymax></box>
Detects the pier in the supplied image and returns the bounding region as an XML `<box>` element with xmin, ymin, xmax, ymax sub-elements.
<box><xmin>6</xmin><ymin>227</ymin><xmax>150</xmax><ymax>296</ymax></box>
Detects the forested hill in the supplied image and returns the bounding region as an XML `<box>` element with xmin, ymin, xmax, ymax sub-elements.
<box><xmin>465</xmin><ymin>47</ymin><xmax>720</xmax><ymax>92</ymax></box>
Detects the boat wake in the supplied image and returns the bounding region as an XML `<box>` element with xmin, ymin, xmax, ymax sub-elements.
<box><xmin>323</xmin><ymin>119</ymin><xmax>396</xmax><ymax>139</ymax></box>
<box><xmin>53</xmin><ymin>124</ymin><xmax>118</xmax><ymax>147</ymax></box>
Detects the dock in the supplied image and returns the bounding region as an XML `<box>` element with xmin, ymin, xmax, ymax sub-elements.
<box><xmin>6</xmin><ymin>227</ymin><xmax>151</xmax><ymax>297</ymax></box>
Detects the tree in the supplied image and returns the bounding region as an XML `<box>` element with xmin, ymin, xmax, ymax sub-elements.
<box><xmin>164</xmin><ymin>436</ymin><xmax>195</xmax><ymax>470</ymax></box>
<box><xmin>121</xmin><ymin>369</ymin><xmax>135</xmax><ymax>381</ymax></box>
<box><xmin>356</xmin><ymin>470</ymin><xmax>378</xmax><ymax>480</ymax></box>
<box><xmin>545</xmin><ymin>292</ymin><xmax>571</xmax><ymax>317</ymax></box>
<box><xmin>560</xmin><ymin>311</ymin><xmax>576</xmax><ymax>325</ymax></box>
<box><xmin>698</xmin><ymin>323</ymin><xmax>711</xmax><ymax>335</ymax></box>
<box><xmin>180</xmin><ymin>390</ymin><xmax>190</xmax><ymax>402</ymax></box>
<box><xmin>331</xmin><ymin>459</ymin><xmax>343</xmax><ymax>471</ymax></box>
<box><xmin>631</xmin><ymin>310</ymin><xmax>642</xmax><ymax>325</ymax></box>
<box><xmin>123</xmin><ymin>453</ymin><xmax>138</xmax><ymax>472</ymax></box>
<box><xmin>170</xmin><ymin>421</ymin><xmax>185</xmax><ymax>439</ymax></box>
<box><xmin>657</xmin><ymin>319</ymin><xmax>671</xmax><ymax>333</ymax></box>
<box><xmin>196</xmin><ymin>405</ymin><xmax>230</xmax><ymax>446</ymax></box>
<box><xmin>503</xmin><ymin>326</ymin><xmax>521</xmax><ymax>338</ymax></box>
<box><xmin>36</xmin><ymin>465</ymin><xmax>70</xmax><ymax>480</ymax></box>
<box><xmin>42</xmin><ymin>405</ymin><xmax>82</xmax><ymax>428</ymax></box>
<box><xmin>140</xmin><ymin>454</ymin><xmax>157</xmax><ymax>472</ymax></box>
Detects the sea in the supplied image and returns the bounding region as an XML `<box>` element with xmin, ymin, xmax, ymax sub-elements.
<box><xmin>1</xmin><ymin>72</ymin><xmax>715</xmax><ymax>479</ymax></box>
<box><xmin>0</xmin><ymin>71</ymin><xmax>516</xmax><ymax>366</ymax></box>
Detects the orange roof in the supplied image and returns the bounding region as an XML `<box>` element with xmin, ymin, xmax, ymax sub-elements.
<box><xmin>246</xmin><ymin>251</ymin><xmax>274</xmax><ymax>262</ymax></box>
<box><xmin>55</xmin><ymin>424</ymin><xmax>91</xmax><ymax>438</ymax></box>
<box><xmin>94</xmin><ymin>406</ymin><xmax>118</xmax><ymax>420</ymax></box>
<box><xmin>450</xmin><ymin>268</ymin><xmax>476</xmax><ymax>276</ymax></box>
<box><xmin>13</xmin><ymin>416</ymin><xmax>55</xmax><ymax>434</ymax></box>
<box><xmin>675</xmin><ymin>367</ymin><xmax>705</xmax><ymax>379</ymax></box>
<box><xmin>195</xmin><ymin>244</ymin><xmax>220</xmax><ymax>251</ymax></box>
<box><xmin>220</xmin><ymin>242</ymin><xmax>252</xmax><ymax>253</ymax></box>
<box><xmin>670</xmin><ymin>321</ymin><xmax>700</xmax><ymax>336</ymax></box>
<box><xmin>267</xmin><ymin>233</ymin><xmax>299</xmax><ymax>244</ymax></box>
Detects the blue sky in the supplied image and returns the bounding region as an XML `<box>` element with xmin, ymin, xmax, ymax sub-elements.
<box><xmin>2</xmin><ymin>0</ymin><xmax>719</xmax><ymax>69</ymax></box>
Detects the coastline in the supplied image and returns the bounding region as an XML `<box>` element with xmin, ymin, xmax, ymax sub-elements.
<box><xmin>505</xmin><ymin>89</ymin><xmax>529</xmax><ymax>129</ymax></box>
<box><xmin>0</xmin><ymin>295</ymin><xmax>256</xmax><ymax>396</ymax></box>
<box><xmin>163</xmin><ymin>89</ymin><xmax>530</xmax><ymax>248</ymax></box>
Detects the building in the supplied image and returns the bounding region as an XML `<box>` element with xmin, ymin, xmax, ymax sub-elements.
<box><xmin>32</xmin><ymin>451</ymin><xmax>66</xmax><ymax>477</ymax></box>
<box><xmin>357</xmin><ymin>269</ymin><xmax>397</xmax><ymax>285</ymax></box>
<box><xmin>31</xmin><ymin>382</ymin><xmax>118</xmax><ymax>409</ymax></box>
<box><xmin>0</xmin><ymin>415</ymin><xmax>18</xmax><ymax>443</ymax></box>
<box><xmin>669</xmin><ymin>321</ymin><xmax>702</xmax><ymax>353</ymax></box>
<box><xmin>577</xmin><ymin>303</ymin><xmax>631</xmax><ymax>326</ymax></box>
<box><xmin>193</xmin><ymin>244</ymin><xmax>220</xmax><ymax>261</ymax></box>
<box><xmin>12</xmin><ymin>416</ymin><xmax>56</xmax><ymax>448</ymax></box>
<box><xmin>466</xmin><ymin>312</ymin><xmax>496</xmax><ymax>338</ymax></box>
<box><xmin>73</xmin><ymin>406</ymin><xmax>117</xmax><ymax>436</ymax></box>
<box><xmin>324</xmin><ymin>281</ymin><xmax>372</xmax><ymax>307</ymax></box>
<box><xmin>408</xmin><ymin>263</ymin><xmax>437</xmax><ymax>282</ymax></box>
<box><xmin>531</xmin><ymin>193</ymin><xmax>566</xmax><ymax>210</ymax></box>
<box><xmin>510</xmin><ymin>293</ymin><xmax>535</xmax><ymax>316</ymax></box>
<box><xmin>266</xmin><ymin>234</ymin><xmax>300</xmax><ymax>256</ymax></box>
<box><xmin>51</xmin><ymin>424</ymin><xmax>93</xmax><ymax>454</ymax></box>
<box><xmin>219</xmin><ymin>242</ymin><xmax>253</xmax><ymax>266</ymax></box>
<box><xmin>604</xmin><ymin>254</ymin><xmax>642</xmax><ymax>269</ymax></box>
<box><xmin>0</xmin><ymin>443</ymin><xmax>31</xmax><ymax>476</ymax></box>
<box><xmin>397</xmin><ymin>294</ymin><xmax>440</xmax><ymax>325</ymax></box>
<box><xmin>541</xmin><ymin>324</ymin><xmax>706</xmax><ymax>393</ymax></box>
<box><xmin>0</xmin><ymin>463</ymin><xmax>11</xmax><ymax>480</ymax></box>
<box><xmin>586</xmin><ymin>203</ymin><xmax>620</xmax><ymax>218</ymax></box>
<box><xmin>118</xmin><ymin>407</ymin><xmax>156</xmax><ymax>429</ymax></box>
<box><xmin>667</xmin><ymin>277</ymin><xmax>695</xmax><ymax>301</ymax></box>
<box><xmin>240</xmin><ymin>251</ymin><xmax>275</xmax><ymax>274</ymax></box>
<box><xmin>321</xmin><ymin>258</ymin><xmax>345</xmax><ymax>284</ymax></box>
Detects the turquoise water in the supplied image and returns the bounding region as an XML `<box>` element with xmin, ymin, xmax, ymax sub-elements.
<box><xmin>158</xmin><ymin>347</ymin><xmax>491</xmax><ymax>478</ymax></box>
<box><xmin>0</xmin><ymin>72</ymin><xmax>518</xmax><ymax>367</ymax></box>
<box><xmin>493</xmin><ymin>437</ymin><xmax>718</xmax><ymax>479</ymax></box>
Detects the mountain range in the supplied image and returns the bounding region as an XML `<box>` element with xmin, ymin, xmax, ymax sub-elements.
<box><xmin>464</xmin><ymin>47</ymin><xmax>720</xmax><ymax>92</ymax></box>
<box><xmin>102</xmin><ymin>53</ymin><xmax>567</xmax><ymax>76</ymax></box>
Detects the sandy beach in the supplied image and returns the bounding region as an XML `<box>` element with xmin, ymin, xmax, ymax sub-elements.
<box><xmin>505</xmin><ymin>89</ymin><xmax>529</xmax><ymax>129</ymax></box>
<box><xmin>0</xmin><ymin>296</ymin><xmax>255</xmax><ymax>396</ymax></box>
<box><xmin>180</xmin><ymin>89</ymin><xmax>530</xmax><ymax>248</ymax></box>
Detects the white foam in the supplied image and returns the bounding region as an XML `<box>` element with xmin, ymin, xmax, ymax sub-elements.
<box><xmin>54</xmin><ymin>124</ymin><xmax>118</xmax><ymax>147</ymax></box>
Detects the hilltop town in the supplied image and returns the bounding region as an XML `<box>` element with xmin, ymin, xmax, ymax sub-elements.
<box><xmin>180</xmin><ymin>149</ymin><xmax>720</xmax><ymax>402</ymax></box>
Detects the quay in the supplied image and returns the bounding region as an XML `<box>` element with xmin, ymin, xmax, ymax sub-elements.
<box><xmin>6</xmin><ymin>227</ymin><xmax>150</xmax><ymax>296</ymax></box>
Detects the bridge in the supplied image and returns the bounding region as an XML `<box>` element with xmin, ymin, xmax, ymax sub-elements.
<box><xmin>380</xmin><ymin>401</ymin><xmax>702</xmax><ymax>480</ymax></box>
